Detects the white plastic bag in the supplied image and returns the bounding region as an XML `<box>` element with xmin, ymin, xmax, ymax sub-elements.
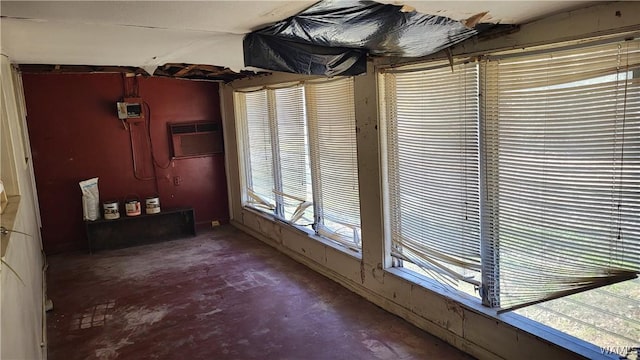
<box><xmin>79</xmin><ymin>177</ymin><xmax>100</xmax><ymax>221</ymax></box>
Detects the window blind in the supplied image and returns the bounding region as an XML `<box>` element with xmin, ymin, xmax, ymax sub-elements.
<box><xmin>273</xmin><ymin>86</ymin><xmax>314</xmax><ymax>224</ymax></box>
<box><xmin>306</xmin><ymin>78</ymin><xmax>362</xmax><ymax>248</ymax></box>
<box><xmin>382</xmin><ymin>61</ymin><xmax>482</xmax><ymax>286</ymax></box>
<box><xmin>481</xmin><ymin>39</ymin><xmax>640</xmax><ymax>310</ymax></box>
<box><xmin>237</xmin><ymin>90</ymin><xmax>276</xmax><ymax>210</ymax></box>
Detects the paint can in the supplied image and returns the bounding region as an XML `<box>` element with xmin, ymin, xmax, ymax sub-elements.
<box><xmin>145</xmin><ymin>196</ymin><xmax>161</xmax><ymax>214</ymax></box>
<box><xmin>125</xmin><ymin>199</ymin><xmax>141</xmax><ymax>216</ymax></box>
<box><xmin>103</xmin><ymin>201</ymin><xmax>120</xmax><ymax>220</ymax></box>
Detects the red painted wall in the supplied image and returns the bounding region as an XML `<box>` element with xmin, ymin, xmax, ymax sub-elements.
<box><xmin>22</xmin><ymin>73</ymin><xmax>229</xmax><ymax>254</ymax></box>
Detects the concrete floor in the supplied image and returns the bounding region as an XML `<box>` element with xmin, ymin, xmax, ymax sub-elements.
<box><xmin>46</xmin><ymin>225</ymin><xmax>475</xmax><ymax>359</ymax></box>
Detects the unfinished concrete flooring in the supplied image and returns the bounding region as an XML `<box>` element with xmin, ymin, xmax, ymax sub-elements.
<box><xmin>46</xmin><ymin>226</ymin><xmax>474</xmax><ymax>359</ymax></box>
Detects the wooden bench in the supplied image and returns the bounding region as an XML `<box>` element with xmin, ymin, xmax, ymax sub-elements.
<box><xmin>85</xmin><ymin>207</ymin><xmax>196</xmax><ymax>252</ymax></box>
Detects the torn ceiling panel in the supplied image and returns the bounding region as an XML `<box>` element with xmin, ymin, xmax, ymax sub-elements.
<box><xmin>244</xmin><ymin>34</ymin><xmax>368</xmax><ymax>77</ymax></box>
<box><xmin>243</xmin><ymin>0</ymin><xmax>506</xmax><ymax>76</ymax></box>
<box><xmin>19</xmin><ymin>64</ymin><xmax>148</xmax><ymax>76</ymax></box>
<box><xmin>253</xmin><ymin>0</ymin><xmax>480</xmax><ymax>57</ymax></box>
<box><xmin>18</xmin><ymin>63</ymin><xmax>260</xmax><ymax>83</ymax></box>
<box><xmin>1</xmin><ymin>1</ymin><xmax>596</xmax><ymax>79</ymax></box>
<box><xmin>153</xmin><ymin>64</ymin><xmax>259</xmax><ymax>82</ymax></box>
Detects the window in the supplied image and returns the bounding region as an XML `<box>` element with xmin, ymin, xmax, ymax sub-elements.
<box><xmin>307</xmin><ymin>80</ymin><xmax>361</xmax><ymax>247</ymax></box>
<box><xmin>235</xmin><ymin>78</ymin><xmax>361</xmax><ymax>249</ymax></box>
<box><xmin>380</xmin><ymin>38</ymin><xmax>640</xmax><ymax>310</ymax></box>
<box><xmin>481</xmin><ymin>39</ymin><xmax>640</xmax><ymax>310</ymax></box>
<box><xmin>238</xmin><ymin>90</ymin><xmax>276</xmax><ymax>211</ymax></box>
<box><xmin>380</xmin><ymin>60</ymin><xmax>481</xmax><ymax>292</ymax></box>
<box><xmin>236</xmin><ymin>86</ymin><xmax>313</xmax><ymax>225</ymax></box>
<box><xmin>0</xmin><ymin>62</ymin><xmax>20</xmax><ymax>195</ymax></box>
<box><xmin>273</xmin><ymin>86</ymin><xmax>313</xmax><ymax>223</ymax></box>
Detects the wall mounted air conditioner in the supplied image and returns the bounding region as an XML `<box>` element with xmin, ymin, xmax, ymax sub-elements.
<box><xmin>168</xmin><ymin>121</ymin><xmax>223</xmax><ymax>159</ymax></box>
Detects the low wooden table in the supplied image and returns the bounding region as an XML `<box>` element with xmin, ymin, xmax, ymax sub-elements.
<box><xmin>85</xmin><ymin>207</ymin><xmax>196</xmax><ymax>252</ymax></box>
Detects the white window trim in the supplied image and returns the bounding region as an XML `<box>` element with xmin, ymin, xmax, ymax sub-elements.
<box><xmin>377</xmin><ymin>36</ymin><xmax>639</xmax><ymax>360</ymax></box>
<box><xmin>242</xmin><ymin>205</ymin><xmax>363</xmax><ymax>259</ymax></box>
<box><xmin>235</xmin><ymin>79</ymin><xmax>362</xmax><ymax>254</ymax></box>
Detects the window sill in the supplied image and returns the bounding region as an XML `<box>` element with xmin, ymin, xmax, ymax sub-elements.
<box><xmin>1</xmin><ymin>195</ymin><xmax>21</xmax><ymax>257</ymax></box>
<box><xmin>385</xmin><ymin>266</ymin><xmax>619</xmax><ymax>360</ymax></box>
<box><xmin>242</xmin><ymin>204</ymin><xmax>362</xmax><ymax>261</ymax></box>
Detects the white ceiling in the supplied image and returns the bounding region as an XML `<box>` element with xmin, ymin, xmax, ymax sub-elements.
<box><xmin>0</xmin><ymin>1</ymin><xmax>595</xmax><ymax>74</ymax></box>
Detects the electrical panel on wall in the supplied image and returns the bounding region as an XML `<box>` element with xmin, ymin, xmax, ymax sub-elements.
<box><xmin>117</xmin><ymin>97</ymin><xmax>144</xmax><ymax>121</ymax></box>
<box><xmin>168</xmin><ymin>121</ymin><xmax>223</xmax><ymax>159</ymax></box>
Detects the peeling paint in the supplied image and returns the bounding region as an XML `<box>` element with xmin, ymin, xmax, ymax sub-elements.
<box><xmin>445</xmin><ymin>299</ymin><xmax>464</xmax><ymax>321</ymax></box>
<box><xmin>463</xmin><ymin>11</ymin><xmax>490</xmax><ymax>28</ymax></box>
<box><xmin>371</xmin><ymin>263</ymin><xmax>385</xmax><ymax>283</ymax></box>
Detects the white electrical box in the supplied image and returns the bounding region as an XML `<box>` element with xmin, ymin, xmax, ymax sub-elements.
<box><xmin>117</xmin><ymin>98</ymin><xmax>143</xmax><ymax>120</ymax></box>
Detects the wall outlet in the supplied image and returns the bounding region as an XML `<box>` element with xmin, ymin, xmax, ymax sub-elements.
<box><xmin>173</xmin><ymin>176</ymin><xmax>182</xmax><ymax>186</ymax></box>
<box><xmin>211</xmin><ymin>220</ymin><xmax>220</xmax><ymax>228</ymax></box>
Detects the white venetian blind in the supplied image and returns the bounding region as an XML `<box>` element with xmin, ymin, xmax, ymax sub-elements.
<box><xmin>306</xmin><ymin>78</ymin><xmax>361</xmax><ymax>248</ymax></box>
<box><xmin>382</xmin><ymin>61</ymin><xmax>482</xmax><ymax>286</ymax></box>
<box><xmin>481</xmin><ymin>39</ymin><xmax>640</xmax><ymax>310</ymax></box>
<box><xmin>237</xmin><ymin>90</ymin><xmax>276</xmax><ymax>210</ymax></box>
<box><xmin>273</xmin><ymin>86</ymin><xmax>314</xmax><ymax>224</ymax></box>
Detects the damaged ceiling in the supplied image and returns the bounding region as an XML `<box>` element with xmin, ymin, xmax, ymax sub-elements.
<box><xmin>18</xmin><ymin>63</ymin><xmax>256</xmax><ymax>82</ymax></box>
<box><xmin>0</xmin><ymin>1</ymin><xmax>594</xmax><ymax>81</ymax></box>
<box><xmin>244</xmin><ymin>1</ymin><xmax>517</xmax><ymax>76</ymax></box>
